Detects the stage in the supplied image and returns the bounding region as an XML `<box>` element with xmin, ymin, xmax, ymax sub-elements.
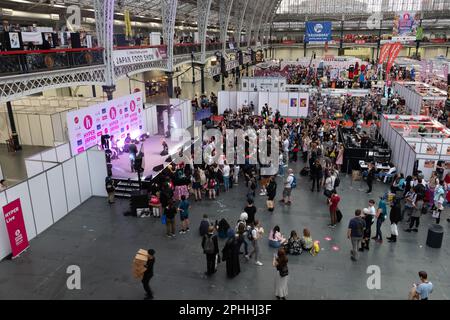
<box><xmin>110</xmin><ymin>135</ymin><xmax>187</xmax><ymax>181</ymax></box>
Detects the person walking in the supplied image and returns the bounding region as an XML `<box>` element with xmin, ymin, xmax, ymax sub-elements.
<box><xmin>178</xmin><ymin>195</ymin><xmax>190</xmax><ymax>234</ymax></box>
<box><xmin>360</xmin><ymin>200</ymin><xmax>376</xmax><ymax>251</ymax></box>
<box><xmin>164</xmin><ymin>200</ymin><xmax>177</xmax><ymax>238</ymax></box>
<box><xmin>248</xmin><ymin>220</ymin><xmax>264</xmax><ymax>266</ymax></box>
<box><xmin>266</xmin><ymin>176</ymin><xmax>277</xmax><ymax>212</ymax></box>
<box><xmin>273</xmin><ymin>248</ymin><xmax>289</xmax><ymax>300</ymax></box>
<box><xmin>387</xmin><ymin>198</ymin><xmax>402</xmax><ymax>243</ymax></box>
<box><xmin>281</xmin><ymin>169</ymin><xmax>295</xmax><ymax>205</ymax></box>
<box><xmin>222</xmin><ymin>161</ymin><xmax>231</xmax><ymax>192</ymax></box>
<box><xmin>348</xmin><ymin>209</ymin><xmax>366</xmax><ymax>261</ymax></box>
<box><xmin>405</xmin><ymin>187</ymin><xmax>423</xmax><ymax>233</ymax></box>
<box><xmin>373</xmin><ymin>195</ymin><xmax>388</xmax><ymax>242</ymax></box>
<box><xmin>142</xmin><ymin>249</ymin><xmax>155</xmax><ymax>300</ymax></box>
<box><xmin>222</xmin><ymin>230</ymin><xmax>241</xmax><ymax>278</ymax></box>
<box><xmin>244</xmin><ymin>198</ymin><xmax>257</xmax><ymax>225</ymax></box>
<box><xmin>336</xmin><ymin>144</ymin><xmax>344</xmax><ymax>172</ymax></box>
<box><xmin>202</xmin><ymin>226</ymin><xmax>219</xmax><ymax>276</ymax></box>
<box><xmin>310</xmin><ymin>159</ymin><xmax>323</xmax><ymax>192</ymax></box>
<box><xmin>366</xmin><ymin>162</ymin><xmax>375</xmax><ymax>194</ymax></box>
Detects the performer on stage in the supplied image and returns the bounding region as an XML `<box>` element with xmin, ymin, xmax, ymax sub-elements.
<box><xmin>161</xmin><ymin>140</ymin><xmax>169</xmax><ymax>156</ymax></box>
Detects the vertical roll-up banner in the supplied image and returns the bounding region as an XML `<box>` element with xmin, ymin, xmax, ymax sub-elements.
<box><xmin>378</xmin><ymin>43</ymin><xmax>392</xmax><ymax>65</ymax></box>
<box><xmin>3</xmin><ymin>198</ymin><xmax>29</xmax><ymax>258</ymax></box>
<box><xmin>385</xmin><ymin>42</ymin><xmax>403</xmax><ymax>79</ymax></box>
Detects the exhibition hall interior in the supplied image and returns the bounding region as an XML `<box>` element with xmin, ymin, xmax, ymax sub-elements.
<box><xmin>1</xmin><ymin>0</ymin><xmax>450</xmax><ymax>301</ymax></box>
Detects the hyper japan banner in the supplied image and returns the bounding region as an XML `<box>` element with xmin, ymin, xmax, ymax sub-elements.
<box><xmin>67</xmin><ymin>92</ymin><xmax>144</xmax><ymax>155</ymax></box>
<box><xmin>3</xmin><ymin>198</ymin><xmax>29</xmax><ymax>258</ymax></box>
<box><xmin>386</xmin><ymin>43</ymin><xmax>403</xmax><ymax>77</ymax></box>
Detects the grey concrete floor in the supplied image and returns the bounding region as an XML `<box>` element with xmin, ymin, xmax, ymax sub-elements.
<box><xmin>0</xmin><ymin>144</ymin><xmax>50</xmax><ymax>185</ymax></box>
<box><xmin>0</xmin><ymin>159</ymin><xmax>449</xmax><ymax>300</ymax></box>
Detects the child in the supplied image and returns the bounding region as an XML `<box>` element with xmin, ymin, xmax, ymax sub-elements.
<box><xmin>178</xmin><ymin>195</ymin><xmax>190</xmax><ymax>234</ymax></box>
<box><xmin>149</xmin><ymin>192</ymin><xmax>161</xmax><ymax>217</ymax></box>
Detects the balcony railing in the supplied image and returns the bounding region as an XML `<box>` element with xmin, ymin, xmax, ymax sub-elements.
<box><xmin>0</xmin><ymin>47</ymin><xmax>104</xmax><ymax>76</ymax></box>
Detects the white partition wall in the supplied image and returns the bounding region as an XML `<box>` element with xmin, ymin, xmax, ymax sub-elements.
<box><xmin>28</xmin><ymin>173</ymin><xmax>54</xmax><ymax>234</ymax></box>
<box><xmin>144</xmin><ymin>104</ymin><xmax>158</xmax><ymax>135</ymax></box>
<box><xmin>63</xmin><ymin>158</ymin><xmax>82</xmax><ymax>212</ymax></box>
<box><xmin>46</xmin><ymin>165</ymin><xmax>68</xmax><ymax>222</ymax></box>
<box><xmin>87</xmin><ymin>148</ymin><xmax>108</xmax><ymax>197</ymax></box>
<box><xmin>75</xmin><ymin>152</ymin><xmax>92</xmax><ymax>202</ymax></box>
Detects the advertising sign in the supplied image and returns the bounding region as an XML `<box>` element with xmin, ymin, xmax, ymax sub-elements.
<box><xmin>386</xmin><ymin>42</ymin><xmax>403</xmax><ymax>76</ymax></box>
<box><xmin>378</xmin><ymin>43</ymin><xmax>392</xmax><ymax>65</ymax></box>
<box><xmin>392</xmin><ymin>12</ymin><xmax>420</xmax><ymax>42</ymax></box>
<box><xmin>305</xmin><ymin>22</ymin><xmax>332</xmax><ymax>43</ymax></box>
<box><xmin>67</xmin><ymin>93</ymin><xmax>144</xmax><ymax>155</ymax></box>
<box><xmin>113</xmin><ymin>48</ymin><xmax>163</xmax><ymax>67</ymax></box>
<box><xmin>3</xmin><ymin>198</ymin><xmax>29</xmax><ymax>258</ymax></box>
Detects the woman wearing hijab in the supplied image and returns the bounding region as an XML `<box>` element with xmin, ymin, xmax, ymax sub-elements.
<box><xmin>222</xmin><ymin>230</ymin><xmax>241</xmax><ymax>278</ymax></box>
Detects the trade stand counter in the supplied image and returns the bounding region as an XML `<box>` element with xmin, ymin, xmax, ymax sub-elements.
<box><xmin>393</xmin><ymin>81</ymin><xmax>447</xmax><ymax>116</ymax></box>
<box><xmin>380</xmin><ymin>114</ymin><xmax>450</xmax><ymax>179</ymax></box>
<box><xmin>338</xmin><ymin>126</ymin><xmax>390</xmax><ymax>174</ymax></box>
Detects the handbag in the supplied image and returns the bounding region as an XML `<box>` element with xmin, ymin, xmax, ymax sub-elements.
<box><xmin>432</xmin><ymin>210</ymin><xmax>440</xmax><ymax>219</ymax></box>
<box><xmin>279</xmin><ymin>265</ymin><xmax>289</xmax><ymax>277</ymax></box>
<box><xmin>161</xmin><ymin>214</ymin><xmax>167</xmax><ymax>225</ymax></box>
<box><xmin>390</xmin><ymin>223</ymin><xmax>398</xmax><ymax>236</ymax></box>
<box><xmin>266</xmin><ymin>200</ymin><xmax>274</xmax><ymax>209</ymax></box>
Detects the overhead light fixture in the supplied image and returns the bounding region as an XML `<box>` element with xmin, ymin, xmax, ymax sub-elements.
<box><xmin>50</xmin><ymin>13</ymin><xmax>60</xmax><ymax>20</ymax></box>
<box><xmin>1</xmin><ymin>8</ymin><xmax>13</xmax><ymax>16</ymax></box>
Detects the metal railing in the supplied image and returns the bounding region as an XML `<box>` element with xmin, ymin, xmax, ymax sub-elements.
<box><xmin>0</xmin><ymin>47</ymin><xmax>104</xmax><ymax>76</ymax></box>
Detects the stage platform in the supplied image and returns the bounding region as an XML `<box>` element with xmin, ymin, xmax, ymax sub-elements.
<box><xmin>110</xmin><ymin>135</ymin><xmax>186</xmax><ymax>181</ymax></box>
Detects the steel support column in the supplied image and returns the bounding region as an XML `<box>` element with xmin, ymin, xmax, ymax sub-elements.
<box><xmin>197</xmin><ymin>0</ymin><xmax>212</xmax><ymax>64</ymax></box>
<box><xmin>167</xmin><ymin>72</ymin><xmax>174</xmax><ymax>98</ymax></box>
<box><xmin>200</xmin><ymin>65</ymin><xmax>205</xmax><ymax>94</ymax></box>
<box><xmin>94</xmin><ymin>0</ymin><xmax>115</xmax><ymax>97</ymax></box>
<box><xmin>234</xmin><ymin>0</ymin><xmax>250</xmax><ymax>48</ymax></box>
<box><xmin>246</xmin><ymin>4</ymin><xmax>257</xmax><ymax>48</ymax></box>
<box><xmin>162</xmin><ymin>0</ymin><xmax>178</xmax><ymax>72</ymax></box>
<box><xmin>219</xmin><ymin>0</ymin><xmax>234</xmax><ymax>54</ymax></box>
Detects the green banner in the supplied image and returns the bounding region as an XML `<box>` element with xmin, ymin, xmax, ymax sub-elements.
<box><xmin>416</xmin><ymin>26</ymin><xmax>424</xmax><ymax>41</ymax></box>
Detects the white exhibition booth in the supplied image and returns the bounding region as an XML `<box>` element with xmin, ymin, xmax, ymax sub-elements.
<box><xmin>393</xmin><ymin>81</ymin><xmax>447</xmax><ymax>115</ymax></box>
<box><xmin>380</xmin><ymin>114</ymin><xmax>450</xmax><ymax>179</ymax></box>
<box><xmin>241</xmin><ymin>77</ymin><xmax>287</xmax><ymax>92</ymax></box>
<box><xmin>143</xmin><ymin>99</ymin><xmax>192</xmax><ymax>137</ymax></box>
<box><xmin>218</xmin><ymin>91</ymin><xmax>309</xmax><ymax>118</ymax></box>
<box><xmin>0</xmin><ymin>142</ymin><xmax>107</xmax><ymax>260</ymax></box>
<box><xmin>1</xmin><ymin>96</ymin><xmax>104</xmax><ymax>147</ymax></box>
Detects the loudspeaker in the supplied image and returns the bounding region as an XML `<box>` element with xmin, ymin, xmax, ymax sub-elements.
<box><xmin>165</xmin><ymin>156</ymin><xmax>172</xmax><ymax>163</ymax></box>
<box><xmin>153</xmin><ymin>164</ymin><xmax>164</xmax><ymax>172</ymax></box>
<box><xmin>130</xmin><ymin>191</ymin><xmax>149</xmax><ymax>217</ymax></box>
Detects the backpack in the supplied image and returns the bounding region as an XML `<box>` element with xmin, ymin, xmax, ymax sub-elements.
<box><xmin>291</xmin><ymin>175</ymin><xmax>297</xmax><ymax>189</ymax></box>
<box><xmin>310</xmin><ymin>241</ymin><xmax>320</xmax><ymax>256</ymax></box>
<box><xmin>415</xmin><ymin>184</ymin><xmax>426</xmax><ymax>200</ymax></box>
<box><xmin>247</xmin><ymin>226</ymin><xmax>255</xmax><ymax>241</ymax></box>
<box><xmin>208</xmin><ymin>179</ymin><xmax>216</xmax><ymax>189</ymax></box>
<box><xmin>203</xmin><ymin>235</ymin><xmax>215</xmax><ymax>254</ymax></box>
<box><xmin>333</xmin><ymin>176</ymin><xmax>340</xmax><ymax>188</ymax></box>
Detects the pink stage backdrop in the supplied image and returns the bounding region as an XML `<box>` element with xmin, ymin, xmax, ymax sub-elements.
<box><xmin>67</xmin><ymin>93</ymin><xmax>144</xmax><ymax>155</ymax></box>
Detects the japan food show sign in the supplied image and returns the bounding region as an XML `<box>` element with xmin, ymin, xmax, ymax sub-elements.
<box><xmin>3</xmin><ymin>198</ymin><xmax>29</xmax><ymax>258</ymax></box>
<box><xmin>67</xmin><ymin>92</ymin><xmax>144</xmax><ymax>155</ymax></box>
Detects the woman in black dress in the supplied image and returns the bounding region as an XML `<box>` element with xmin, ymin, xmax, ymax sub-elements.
<box><xmin>222</xmin><ymin>230</ymin><xmax>241</xmax><ymax>278</ymax></box>
<box><xmin>266</xmin><ymin>176</ymin><xmax>277</xmax><ymax>212</ymax></box>
<box><xmin>387</xmin><ymin>198</ymin><xmax>402</xmax><ymax>243</ymax></box>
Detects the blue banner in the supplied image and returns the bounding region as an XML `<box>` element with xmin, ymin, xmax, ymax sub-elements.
<box><xmin>305</xmin><ymin>21</ymin><xmax>332</xmax><ymax>42</ymax></box>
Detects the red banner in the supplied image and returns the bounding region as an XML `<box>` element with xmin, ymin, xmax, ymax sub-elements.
<box><xmin>378</xmin><ymin>43</ymin><xmax>392</xmax><ymax>65</ymax></box>
<box><xmin>3</xmin><ymin>198</ymin><xmax>29</xmax><ymax>258</ymax></box>
<box><xmin>385</xmin><ymin>42</ymin><xmax>403</xmax><ymax>77</ymax></box>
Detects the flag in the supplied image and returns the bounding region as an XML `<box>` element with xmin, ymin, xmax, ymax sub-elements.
<box><xmin>378</xmin><ymin>43</ymin><xmax>392</xmax><ymax>65</ymax></box>
<box><xmin>385</xmin><ymin>42</ymin><xmax>403</xmax><ymax>79</ymax></box>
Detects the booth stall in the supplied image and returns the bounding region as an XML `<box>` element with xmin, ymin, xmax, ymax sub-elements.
<box><xmin>218</xmin><ymin>91</ymin><xmax>309</xmax><ymax>118</ymax></box>
<box><xmin>380</xmin><ymin>114</ymin><xmax>450</xmax><ymax>179</ymax></box>
<box><xmin>240</xmin><ymin>77</ymin><xmax>287</xmax><ymax>92</ymax></box>
<box><xmin>0</xmin><ymin>143</ymin><xmax>106</xmax><ymax>260</ymax></box>
<box><xmin>393</xmin><ymin>81</ymin><xmax>447</xmax><ymax>116</ymax></box>
<box><xmin>1</xmin><ymin>96</ymin><xmax>105</xmax><ymax>147</ymax></box>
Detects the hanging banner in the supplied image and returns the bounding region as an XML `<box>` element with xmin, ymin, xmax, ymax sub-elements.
<box><xmin>113</xmin><ymin>48</ymin><xmax>163</xmax><ymax>66</ymax></box>
<box><xmin>124</xmin><ymin>10</ymin><xmax>132</xmax><ymax>38</ymax></box>
<box><xmin>378</xmin><ymin>43</ymin><xmax>392</xmax><ymax>65</ymax></box>
<box><xmin>392</xmin><ymin>12</ymin><xmax>420</xmax><ymax>42</ymax></box>
<box><xmin>66</xmin><ymin>92</ymin><xmax>144</xmax><ymax>155</ymax></box>
<box><xmin>386</xmin><ymin>43</ymin><xmax>403</xmax><ymax>77</ymax></box>
<box><xmin>305</xmin><ymin>22</ymin><xmax>332</xmax><ymax>43</ymax></box>
<box><xmin>3</xmin><ymin>198</ymin><xmax>29</xmax><ymax>258</ymax></box>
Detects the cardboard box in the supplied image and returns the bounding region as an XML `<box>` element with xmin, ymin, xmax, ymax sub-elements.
<box><xmin>138</xmin><ymin>249</ymin><xmax>148</xmax><ymax>256</ymax></box>
<box><xmin>132</xmin><ymin>251</ymin><xmax>149</xmax><ymax>279</ymax></box>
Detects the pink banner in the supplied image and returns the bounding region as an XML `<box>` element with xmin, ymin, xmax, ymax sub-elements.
<box><xmin>3</xmin><ymin>198</ymin><xmax>29</xmax><ymax>258</ymax></box>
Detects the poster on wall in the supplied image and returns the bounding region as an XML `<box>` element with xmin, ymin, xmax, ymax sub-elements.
<box><xmin>9</xmin><ymin>32</ymin><xmax>20</xmax><ymax>49</ymax></box>
<box><xmin>290</xmin><ymin>98</ymin><xmax>298</xmax><ymax>108</ymax></box>
<box><xmin>66</xmin><ymin>92</ymin><xmax>144</xmax><ymax>155</ymax></box>
<box><xmin>300</xmin><ymin>98</ymin><xmax>307</xmax><ymax>108</ymax></box>
<box><xmin>426</xmin><ymin>145</ymin><xmax>437</xmax><ymax>155</ymax></box>
<box><xmin>445</xmin><ymin>162</ymin><xmax>450</xmax><ymax>170</ymax></box>
<box><xmin>392</xmin><ymin>12</ymin><xmax>420</xmax><ymax>42</ymax></box>
<box><xmin>446</xmin><ymin>146</ymin><xmax>450</xmax><ymax>155</ymax></box>
<box><xmin>305</xmin><ymin>22</ymin><xmax>332</xmax><ymax>43</ymax></box>
<box><xmin>424</xmin><ymin>160</ymin><xmax>435</xmax><ymax>168</ymax></box>
<box><xmin>2</xmin><ymin>198</ymin><xmax>29</xmax><ymax>258</ymax></box>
